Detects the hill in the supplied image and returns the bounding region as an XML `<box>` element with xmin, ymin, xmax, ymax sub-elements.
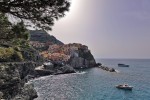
<box><xmin>30</xmin><ymin>30</ymin><xmax>63</xmax><ymax>44</ymax></box>
<box><xmin>30</xmin><ymin>30</ymin><xmax>96</xmax><ymax>68</ymax></box>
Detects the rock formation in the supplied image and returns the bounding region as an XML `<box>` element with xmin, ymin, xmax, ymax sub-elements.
<box><xmin>35</xmin><ymin>62</ymin><xmax>75</xmax><ymax>76</ymax></box>
<box><xmin>67</xmin><ymin>43</ymin><xmax>96</xmax><ymax>68</ymax></box>
<box><xmin>0</xmin><ymin>62</ymin><xmax>39</xmax><ymax>99</ymax></box>
<box><xmin>98</xmin><ymin>65</ymin><xmax>116</xmax><ymax>72</ymax></box>
<box><xmin>30</xmin><ymin>30</ymin><xmax>97</xmax><ymax>69</ymax></box>
<box><xmin>0</xmin><ymin>30</ymin><xmax>97</xmax><ymax>99</ymax></box>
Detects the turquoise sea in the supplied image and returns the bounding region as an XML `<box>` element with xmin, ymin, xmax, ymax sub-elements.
<box><xmin>32</xmin><ymin>59</ymin><xmax>150</xmax><ymax>100</ymax></box>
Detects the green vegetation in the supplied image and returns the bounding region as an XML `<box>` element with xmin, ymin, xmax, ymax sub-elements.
<box><xmin>30</xmin><ymin>30</ymin><xmax>63</xmax><ymax>51</ymax></box>
<box><xmin>12</xmin><ymin>21</ymin><xmax>30</xmax><ymax>41</ymax></box>
<box><xmin>0</xmin><ymin>12</ymin><xmax>30</xmax><ymax>42</ymax></box>
<box><xmin>0</xmin><ymin>0</ymin><xmax>70</xmax><ymax>62</ymax></box>
<box><xmin>30</xmin><ymin>30</ymin><xmax>63</xmax><ymax>44</ymax></box>
<box><xmin>0</xmin><ymin>0</ymin><xmax>70</xmax><ymax>30</ymax></box>
<box><xmin>0</xmin><ymin>47</ymin><xmax>23</xmax><ymax>62</ymax></box>
<box><xmin>0</xmin><ymin>13</ymin><xmax>12</xmax><ymax>39</ymax></box>
<box><xmin>0</xmin><ymin>12</ymin><xmax>30</xmax><ymax>62</ymax></box>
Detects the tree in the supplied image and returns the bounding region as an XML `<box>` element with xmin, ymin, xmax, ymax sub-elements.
<box><xmin>0</xmin><ymin>13</ymin><xmax>29</xmax><ymax>40</ymax></box>
<box><xmin>0</xmin><ymin>12</ymin><xmax>13</xmax><ymax>39</ymax></box>
<box><xmin>12</xmin><ymin>21</ymin><xmax>30</xmax><ymax>40</ymax></box>
<box><xmin>0</xmin><ymin>0</ymin><xmax>70</xmax><ymax>30</ymax></box>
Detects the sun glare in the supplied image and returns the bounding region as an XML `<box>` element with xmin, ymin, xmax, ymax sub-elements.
<box><xmin>61</xmin><ymin>0</ymin><xmax>80</xmax><ymax>20</ymax></box>
<box><xmin>69</xmin><ymin>0</ymin><xmax>79</xmax><ymax>14</ymax></box>
<box><xmin>70</xmin><ymin>0</ymin><xmax>76</xmax><ymax>10</ymax></box>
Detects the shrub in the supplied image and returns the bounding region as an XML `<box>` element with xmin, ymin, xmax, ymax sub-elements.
<box><xmin>0</xmin><ymin>47</ymin><xmax>14</xmax><ymax>61</ymax></box>
<box><xmin>0</xmin><ymin>47</ymin><xmax>23</xmax><ymax>62</ymax></box>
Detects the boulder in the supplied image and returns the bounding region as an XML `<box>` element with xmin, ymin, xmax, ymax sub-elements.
<box><xmin>13</xmin><ymin>83</ymin><xmax>38</xmax><ymax>100</ymax></box>
<box><xmin>0</xmin><ymin>91</ymin><xmax>3</xmax><ymax>99</ymax></box>
<box><xmin>95</xmin><ymin>63</ymin><xmax>102</xmax><ymax>67</ymax></box>
<box><xmin>69</xmin><ymin>57</ymin><xmax>96</xmax><ymax>69</ymax></box>
<box><xmin>109</xmin><ymin>68</ymin><xmax>115</xmax><ymax>72</ymax></box>
<box><xmin>99</xmin><ymin>65</ymin><xmax>116</xmax><ymax>72</ymax></box>
<box><xmin>35</xmin><ymin>69</ymin><xmax>54</xmax><ymax>76</ymax></box>
<box><xmin>58</xmin><ymin>65</ymin><xmax>76</xmax><ymax>74</ymax></box>
<box><xmin>0</xmin><ymin>63</ymin><xmax>38</xmax><ymax>100</ymax></box>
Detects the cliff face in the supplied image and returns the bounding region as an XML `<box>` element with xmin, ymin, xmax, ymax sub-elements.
<box><xmin>66</xmin><ymin>43</ymin><xmax>96</xmax><ymax>68</ymax></box>
<box><xmin>0</xmin><ymin>40</ymin><xmax>43</xmax><ymax>99</ymax></box>
<box><xmin>29</xmin><ymin>30</ymin><xmax>96</xmax><ymax>69</ymax></box>
<box><xmin>21</xmin><ymin>46</ymin><xmax>44</xmax><ymax>62</ymax></box>
<box><xmin>40</xmin><ymin>43</ymin><xmax>96</xmax><ymax>68</ymax></box>
<box><xmin>0</xmin><ymin>62</ymin><xmax>39</xmax><ymax>99</ymax></box>
<box><xmin>0</xmin><ymin>30</ymin><xmax>97</xmax><ymax>99</ymax></box>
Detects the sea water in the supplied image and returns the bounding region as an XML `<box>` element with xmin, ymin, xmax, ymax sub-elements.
<box><xmin>32</xmin><ymin>59</ymin><xmax>150</xmax><ymax>100</ymax></box>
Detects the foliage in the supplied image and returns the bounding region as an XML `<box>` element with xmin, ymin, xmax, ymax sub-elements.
<box><xmin>13</xmin><ymin>51</ymin><xmax>23</xmax><ymax>61</ymax></box>
<box><xmin>12</xmin><ymin>21</ymin><xmax>30</xmax><ymax>40</ymax></box>
<box><xmin>0</xmin><ymin>12</ymin><xmax>13</xmax><ymax>39</ymax></box>
<box><xmin>30</xmin><ymin>30</ymin><xmax>63</xmax><ymax>44</ymax></box>
<box><xmin>0</xmin><ymin>47</ymin><xmax>14</xmax><ymax>60</ymax></box>
<box><xmin>0</xmin><ymin>0</ymin><xmax>70</xmax><ymax>30</ymax></box>
<box><xmin>0</xmin><ymin>47</ymin><xmax>23</xmax><ymax>62</ymax></box>
<box><xmin>0</xmin><ymin>13</ymin><xmax>30</xmax><ymax>42</ymax></box>
<box><xmin>0</xmin><ymin>0</ymin><xmax>70</xmax><ymax>62</ymax></box>
<box><xmin>0</xmin><ymin>13</ymin><xmax>30</xmax><ymax>48</ymax></box>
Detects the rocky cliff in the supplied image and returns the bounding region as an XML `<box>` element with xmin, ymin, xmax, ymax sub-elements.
<box><xmin>40</xmin><ymin>44</ymin><xmax>96</xmax><ymax>69</ymax></box>
<box><xmin>67</xmin><ymin>44</ymin><xmax>96</xmax><ymax>68</ymax></box>
<box><xmin>0</xmin><ymin>62</ymin><xmax>40</xmax><ymax>99</ymax></box>
<box><xmin>0</xmin><ymin>30</ymin><xmax>97</xmax><ymax>99</ymax></box>
<box><xmin>61</xmin><ymin>43</ymin><xmax>96</xmax><ymax>68</ymax></box>
<box><xmin>0</xmin><ymin>35</ymin><xmax>44</xmax><ymax>99</ymax></box>
<box><xmin>29</xmin><ymin>30</ymin><xmax>96</xmax><ymax>69</ymax></box>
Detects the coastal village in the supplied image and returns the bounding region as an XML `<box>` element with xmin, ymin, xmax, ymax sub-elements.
<box><xmin>30</xmin><ymin>41</ymin><xmax>89</xmax><ymax>63</ymax></box>
<box><xmin>29</xmin><ymin>30</ymin><xmax>95</xmax><ymax>67</ymax></box>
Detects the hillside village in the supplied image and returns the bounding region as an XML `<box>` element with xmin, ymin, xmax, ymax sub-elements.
<box><xmin>29</xmin><ymin>30</ymin><xmax>96</xmax><ymax>68</ymax></box>
<box><xmin>40</xmin><ymin>43</ymin><xmax>89</xmax><ymax>62</ymax></box>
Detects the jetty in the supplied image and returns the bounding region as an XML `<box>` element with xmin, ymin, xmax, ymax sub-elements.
<box><xmin>98</xmin><ymin>65</ymin><xmax>116</xmax><ymax>72</ymax></box>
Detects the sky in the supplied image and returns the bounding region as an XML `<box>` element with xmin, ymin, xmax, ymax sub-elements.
<box><xmin>50</xmin><ymin>0</ymin><xmax>150</xmax><ymax>59</ymax></box>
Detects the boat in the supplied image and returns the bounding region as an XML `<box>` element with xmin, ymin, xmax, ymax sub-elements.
<box><xmin>118</xmin><ymin>63</ymin><xmax>129</xmax><ymax>67</ymax></box>
<box><xmin>116</xmin><ymin>84</ymin><xmax>133</xmax><ymax>90</ymax></box>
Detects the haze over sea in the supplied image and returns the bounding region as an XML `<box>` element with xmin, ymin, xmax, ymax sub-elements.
<box><xmin>31</xmin><ymin>59</ymin><xmax>150</xmax><ymax>100</ymax></box>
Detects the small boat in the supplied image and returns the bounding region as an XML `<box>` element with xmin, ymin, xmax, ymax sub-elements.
<box><xmin>116</xmin><ymin>84</ymin><xmax>133</xmax><ymax>90</ymax></box>
<box><xmin>118</xmin><ymin>64</ymin><xmax>129</xmax><ymax>67</ymax></box>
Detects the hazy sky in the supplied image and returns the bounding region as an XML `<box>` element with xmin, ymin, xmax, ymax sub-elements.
<box><xmin>50</xmin><ymin>0</ymin><xmax>150</xmax><ymax>59</ymax></box>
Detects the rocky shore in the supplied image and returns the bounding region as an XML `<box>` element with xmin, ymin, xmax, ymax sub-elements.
<box><xmin>99</xmin><ymin>66</ymin><xmax>116</xmax><ymax>72</ymax></box>
<box><xmin>0</xmin><ymin>60</ymin><xmax>78</xmax><ymax>99</ymax></box>
<box><xmin>96</xmin><ymin>63</ymin><xmax>116</xmax><ymax>72</ymax></box>
<box><xmin>0</xmin><ymin>30</ymin><xmax>98</xmax><ymax>99</ymax></box>
<box><xmin>35</xmin><ymin>62</ymin><xmax>76</xmax><ymax>76</ymax></box>
<box><xmin>0</xmin><ymin>62</ymin><xmax>39</xmax><ymax>100</ymax></box>
<box><xmin>0</xmin><ymin>61</ymin><xmax>77</xmax><ymax>99</ymax></box>
<box><xmin>30</xmin><ymin>31</ymin><xmax>97</xmax><ymax>69</ymax></box>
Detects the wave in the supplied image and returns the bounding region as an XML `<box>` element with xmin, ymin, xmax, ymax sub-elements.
<box><xmin>29</xmin><ymin>75</ymin><xmax>54</xmax><ymax>82</ymax></box>
<box><xmin>73</xmin><ymin>71</ymin><xmax>87</xmax><ymax>75</ymax></box>
<box><xmin>115</xmin><ymin>69</ymin><xmax>120</xmax><ymax>73</ymax></box>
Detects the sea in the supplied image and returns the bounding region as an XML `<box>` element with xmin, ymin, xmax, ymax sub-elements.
<box><xmin>31</xmin><ymin>59</ymin><xmax>150</xmax><ymax>100</ymax></box>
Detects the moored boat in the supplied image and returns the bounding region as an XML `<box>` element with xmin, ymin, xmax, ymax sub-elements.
<box><xmin>116</xmin><ymin>84</ymin><xmax>133</xmax><ymax>90</ymax></box>
<box><xmin>118</xmin><ymin>63</ymin><xmax>129</xmax><ymax>67</ymax></box>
